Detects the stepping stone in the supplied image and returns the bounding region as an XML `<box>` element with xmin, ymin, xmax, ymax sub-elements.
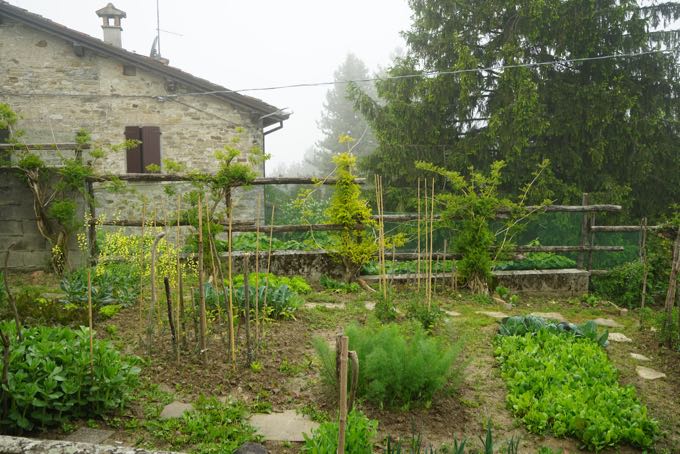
<box><xmin>475</xmin><ymin>311</ymin><xmax>509</xmax><ymax>319</ymax></box>
<box><xmin>636</xmin><ymin>366</ymin><xmax>666</xmax><ymax>380</ymax></box>
<box><xmin>630</xmin><ymin>353</ymin><xmax>651</xmax><ymax>361</ymax></box>
<box><xmin>443</xmin><ymin>309</ymin><xmax>461</xmax><ymax>317</ymax></box>
<box><xmin>365</xmin><ymin>302</ymin><xmax>375</xmax><ymax>310</ymax></box>
<box><xmin>250</xmin><ymin>410</ymin><xmax>319</xmax><ymax>442</ymax></box>
<box><xmin>64</xmin><ymin>427</ymin><xmax>114</xmax><ymax>444</ymax></box>
<box><xmin>592</xmin><ymin>318</ymin><xmax>623</xmax><ymax>328</ymax></box>
<box><xmin>303</xmin><ymin>302</ymin><xmax>345</xmax><ymax>310</ymax></box>
<box><xmin>608</xmin><ymin>332</ymin><xmax>632</xmax><ymax>343</ymax></box>
<box><xmin>159</xmin><ymin>401</ymin><xmax>194</xmax><ymax>419</ymax></box>
<box><xmin>530</xmin><ymin>312</ymin><xmax>567</xmax><ymax>322</ymax></box>
<box><xmin>235</xmin><ymin>443</ymin><xmax>268</xmax><ymax>454</ymax></box>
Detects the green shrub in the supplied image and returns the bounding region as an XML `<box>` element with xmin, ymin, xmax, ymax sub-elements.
<box><xmin>591</xmin><ymin>261</ymin><xmax>644</xmax><ymax>308</ymax></box>
<box><xmin>405</xmin><ymin>300</ymin><xmax>444</xmax><ymax>332</ymax></box>
<box><xmin>0</xmin><ymin>322</ymin><xmax>140</xmax><ymax>432</ymax></box>
<box><xmin>314</xmin><ymin>323</ymin><xmax>461</xmax><ymax>408</ymax></box>
<box><xmin>302</xmin><ymin>409</ymin><xmax>377</xmax><ymax>454</ymax></box>
<box><xmin>495</xmin><ymin>330</ymin><xmax>658</xmax><ymax>450</ymax></box>
<box><xmin>145</xmin><ymin>396</ymin><xmax>258</xmax><ymax>453</ymax></box>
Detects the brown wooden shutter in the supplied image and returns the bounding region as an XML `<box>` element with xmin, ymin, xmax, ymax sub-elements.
<box><xmin>141</xmin><ymin>126</ymin><xmax>161</xmax><ymax>171</ymax></box>
<box><xmin>124</xmin><ymin>126</ymin><xmax>142</xmax><ymax>173</ymax></box>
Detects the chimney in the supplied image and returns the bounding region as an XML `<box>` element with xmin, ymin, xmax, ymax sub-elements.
<box><xmin>96</xmin><ymin>3</ymin><xmax>126</xmax><ymax>47</ymax></box>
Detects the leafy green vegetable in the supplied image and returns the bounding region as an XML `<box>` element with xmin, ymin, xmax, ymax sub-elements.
<box><xmin>499</xmin><ymin>315</ymin><xmax>608</xmax><ymax>348</ymax></box>
<box><xmin>495</xmin><ymin>330</ymin><xmax>658</xmax><ymax>450</ymax></box>
<box><xmin>303</xmin><ymin>409</ymin><xmax>377</xmax><ymax>453</ymax></box>
<box><xmin>0</xmin><ymin>322</ymin><xmax>140</xmax><ymax>432</ymax></box>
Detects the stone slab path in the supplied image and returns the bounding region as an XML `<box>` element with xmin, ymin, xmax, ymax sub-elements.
<box><xmin>64</xmin><ymin>428</ymin><xmax>114</xmax><ymax>445</ymax></box>
<box><xmin>636</xmin><ymin>366</ymin><xmax>666</xmax><ymax>380</ymax></box>
<box><xmin>303</xmin><ymin>302</ymin><xmax>345</xmax><ymax>310</ymax></box>
<box><xmin>608</xmin><ymin>332</ymin><xmax>632</xmax><ymax>343</ymax></box>
<box><xmin>475</xmin><ymin>311</ymin><xmax>509</xmax><ymax>319</ymax></box>
<box><xmin>159</xmin><ymin>401</ymin><xmax>193</xmax><ymax>419</ymax></box>
<box><xmin>592</xmin><ymin>318</ymin><xmax>623</xmax><ymax>328</ymax></box>
<box><xmin>630</xmin><ymin>353</ymin><xmax>651</xmax><ymax>361</ymax></box>
<box><xmin>249</xmin><ymin>410</ymin><xmax>319</xmax><ymax>442</ymax></box>
<box><xmin>530</xmin><ymin>312</ymin><xmax>567</xmax><ymax>322</ymax></box>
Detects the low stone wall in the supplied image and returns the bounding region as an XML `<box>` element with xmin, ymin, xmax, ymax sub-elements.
<box><xmin>493</xmin><ymin>269</ymin><xmax>590</xmax><ymax>296</ymax></box>
<box><xmin>0</xmin><ymin>436</ymin><xmax>179</xmax><ymax>454</ymax></box>
<box><xmin>229</xmin><ymin>250</ymin><xmax>343</xmax><ymax>281</ymax></box>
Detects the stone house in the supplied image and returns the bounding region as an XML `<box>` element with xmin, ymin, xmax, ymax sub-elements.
<box><xmin>0</xmin><ymin>1</ymin><xmax>289</xmax><ymax>269</ymax></box>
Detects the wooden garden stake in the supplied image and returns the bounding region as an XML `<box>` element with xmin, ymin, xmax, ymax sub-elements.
<box><xmin>243</xmin><ymin>254</ymin><xmax>253</xmax><ymax>366</ymax></box>
<box><xmin>164</xmin><ymin>276</ymin><xmax>177</xmax><ymax>354</ymax></box>
<box><xmin>423</xmin><ymin>178</ymin><xmax>429</xmax><ymax>302</ymax></box>
<box><xmin>640</xmin><ymin>217</ymin><xmax>649</xmax><ymax>309</ymax></box>
<box><xmin>577</xmin><ymin>193</ymin><xmax>590</xmax><ymax>269</ymax></box>
<box><xmin>226</xmin><ymin>191</ymin><xmax>236</xmax><ymax>365</ymax></box>
<box><xmin>176</xmin><ymin>193</ymin><xmax>183</xmax><ymax>359</ymax></box>
<box><xmin>139</xmin><ymin>202</ymin><xmax>146</xmax><ymax>337</ymax></box>
<box><xmin>417</xmin><ymin>178</ymin><xmax>421</xmax><ymax>291</ymax></box>
<box><xmin>262</xmin><ymin>205</ymin><xmax>276</xmax><ymax>326</ymax></box>
<box><xmin>254</xmin><ymin>194</ymin><xmax>261</xmax><ymax>349</ymax></box>
<box><xmin>429</xmin><ymin>178</ymin><xmax>435</xmax><ymax>308</ymax></box>
<box><xmin>337</xmin><ymin>334</ymin><xmax>349</xmax><ymax>454</ymax></box>
<box><xmin>205</xmin><ymin>199</ymin><xmax>223</xmax><ymax>325</ymax></box>
<box><xmin>348</xmin><ymin>350</ymin><xmax>359</xmax><ymax>412</ymax></box>
<box><xmin>664</xmin><ymin>227</ymin><xmax>680</xmax><ymax>347</ymax></box>
<box><xmin>197</xmin><ymin>195</ymin><xmax>208</xmax><ymax>364</ymax></box>
<box><xmin>3</xmin><ymin>245</ymin><xmax>22</xmax><ymax>341</ymax></box>
<box><xmin>87</xmin><ymin>267</ymin><xmax>94</xmax><ymax>374</ymax></box>
<box><xmin>146</xmin><ymin>232</ymin><xmax>166</xmax><ymax>356</ymax></box>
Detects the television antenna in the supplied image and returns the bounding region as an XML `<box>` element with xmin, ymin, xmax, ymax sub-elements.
<box><xmin>150</xmin><ymin>0</ymin><xmax>183</xmax><ymax>59</ymax></box>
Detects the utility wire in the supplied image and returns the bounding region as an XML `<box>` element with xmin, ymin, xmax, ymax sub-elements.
<box><xmin>1</xmin><ymin>47</ymin><xmax>677</xmax><ymax>100</ymax></box>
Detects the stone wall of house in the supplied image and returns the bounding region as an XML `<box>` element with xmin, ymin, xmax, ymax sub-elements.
<box><xmin>0</xmin><ymin>169</ymin><xmax>84</xmax><ymax>271</ymax></box>
<box><xmin>0</xmin><ymin>17</ymin><xmax>266</xmax><ymax>228</ymax></box>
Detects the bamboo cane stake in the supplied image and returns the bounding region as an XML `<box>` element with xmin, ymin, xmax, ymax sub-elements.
<box><xmin>87</xmin><ymin>268</ymin><xmax>94</xmax><ymax>374</ymax></box>
<box><xmin>442</xmin><ymin>239</ymin><xmax>448</xmax><ymax>295</ymax></box>
<box><xmin>337</xmin><ymin>334</ymin><xmax>349</xmax><ymax>454</ymax></box>
<box><xmin>243</xmin><ymin>254</ymin><xmax>253</xmax><ymax>366</ymax></box>
<box><xmin>176</xmin><ymin>194</ymin><xmax>182</xmax><ymax>361</ymax></box>
<box><xmin>374</xmin><ymin>176</ymin><xmax>381</xmax><ymax>295</ymax></box>
<box><xmin>262</xmin><ymin>205</ymin><xmax>276</xmax><ymax>331</ymax></box>
<box><xmin>226</xmin><ymin>191</ymin><xmax>236</xmax><ymax>365</ymax></box>
<box><xmin>197</xmin><ymin>194</ymin><xmax>207</xmax><ymax>364</ymax></box>
<box><xmin>146</xmin><ymin>232</ymin><xmax>166</xmax><ymax>356</ymax></box>
<box><xmin>663</xmin><ymin>228</ymin><xmax>680</xmax><ymax>347</ymax></box>
<box><xmin>254</xmin><ymin>194</ymin><xmax>261</xmax><ymax>350</ymax></box>
<box><xmin>164</xmin><ymin>277</ymin><xmax>176</xmax><ymax>354</ymax></box>
<box><xmin>380</xmin><ymin>177</ymin><xmax>387</xmax><ymax>298</ymax></box>
<box><xmin>423</xmin><ymin>178</ymin><xmax>429</xmax><ymax>302</ymax></box>
<box><xmin>138</xmin><ymin>202</ymin><xmax>146</xmax><ymax>339</ymax></box>
<box><xmin>417</xmin><ymin>178</ymin><xmax>421</xmax><ymax>291</ymax></box>
<box><xmin>205</xmin><ymin>199</ymin><xmax>222</xmax><ymax>326</ymax></box>
<box><xmin>428</xmin><ymin>178</ymin><xmax>435</xmax><ymax>309</ymax></box>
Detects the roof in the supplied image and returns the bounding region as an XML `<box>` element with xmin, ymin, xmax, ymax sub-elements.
<box><xmin>0</xmin><ymin>1</ymin><xmax>289</xmax><ymax>127</ymax></box>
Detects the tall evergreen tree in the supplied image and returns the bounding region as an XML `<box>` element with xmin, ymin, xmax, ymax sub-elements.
<box><xmin>351</xmin><ymin>0</ymin><xmax>680</xmax><ymax>219</ymax></box>
<box><xmin>309</xmin><ymin>54</ymin><xmax>378</xmax><ymax>175</ymax></box>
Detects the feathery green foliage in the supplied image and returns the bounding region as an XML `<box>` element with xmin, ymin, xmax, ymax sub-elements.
<box><xmin>302</xmin><ymin>409</ymin><xmax>377</xmax><ymax>453</ymax></box>
<box><xmin>314</xmin><ymin>322</ymin><xmax>461</xmax><ymax>407</ymax></box>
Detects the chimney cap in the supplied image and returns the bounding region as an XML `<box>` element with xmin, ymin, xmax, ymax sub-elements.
<box><xmin>96</xmin><ymin>3</ymin><xmax>126</xmax><ymax>19</ymax></box>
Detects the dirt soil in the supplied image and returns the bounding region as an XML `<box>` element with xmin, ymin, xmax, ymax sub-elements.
<box><xmin>5</xmin><ymin>271</ymin><xmax>680</xmax><ymax>453</ymax></box>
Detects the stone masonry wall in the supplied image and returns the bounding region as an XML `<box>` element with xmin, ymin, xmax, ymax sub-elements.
<box><xmin>1</xmin><ymin>17</ymin><xmax>270</xmax><ymax>268</ymax></box>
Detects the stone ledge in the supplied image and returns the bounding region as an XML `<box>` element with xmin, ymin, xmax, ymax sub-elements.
<box><xmin>0</xmin><ymin>436</ymin><xmax>181</xmax><ymax>454</ymax></box>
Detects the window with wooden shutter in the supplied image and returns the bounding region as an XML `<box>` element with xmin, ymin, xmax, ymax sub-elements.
<box><xmin>124</xmin><ymin>126</ymin><xmax>161</xmax><ymax>173</ymax></box>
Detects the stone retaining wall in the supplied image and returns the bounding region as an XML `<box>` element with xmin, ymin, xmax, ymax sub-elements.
<box><xmin>0</xmin><ymin>436</ymin><xmax>179</xmax><ymax>454</ymax></box>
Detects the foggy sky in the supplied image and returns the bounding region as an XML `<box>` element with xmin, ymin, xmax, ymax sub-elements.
<box><xmin>7</xmin><ymin>0</ymin><xmax>412</xmax><ymax>173</ymax></box>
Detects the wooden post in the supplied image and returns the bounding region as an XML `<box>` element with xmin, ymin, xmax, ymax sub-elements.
<box><xmin>226</xmin><ymin>189</ymin><xmax>236</xmax><ymax>366</ymax></box>
<box><xmin>254</xmin><ymin>195</ymin><xmax>261</xmax><ymax>350</ymax></box>
<box><xmin>640</xmin><ymin>218</ymin><xmax>649</xmax><ymax>309</ymax></box>
<box><xmin>337</xmin><ymin>334</ymin><xmax>349</xmax><ymax>454</ymax></box>
<box><xmin>587</xmin><ymin>210</ymin><xmax>596</xmax><ymax>271</ymax></box>
<box><xmin>243</xmin><ymin>254</ymin><xmax>253</xmax><ymax>366</ymax></box>
<box><xmin>577</xmin><ymin>193</ymin><xmax>590</xmax><ymax>269</ymax></box>
<box><xmin>664</xmin><ymin>228</ymin><xmax>680</xmax><ymax>347</ymax></box>
<box><xmin>428</xmin><ymin>178</ymin><xmax>435</xmax><ymax>308</ymax></box>
<box><xmin>176</xmin><ymin>193</ymin><xmax>183</xmax><ymax>359</ymax></box>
